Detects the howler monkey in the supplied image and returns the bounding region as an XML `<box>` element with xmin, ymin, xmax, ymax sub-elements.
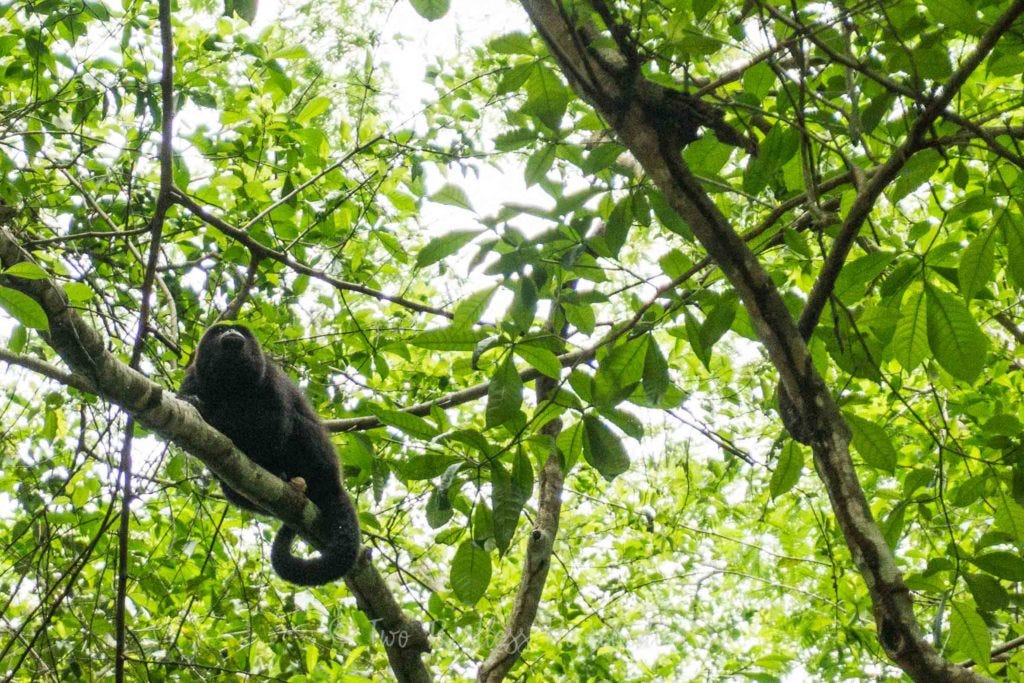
<box><xmin>179</xmin><ymin>324</ymin><xmax>361</xmax><ymax>585</ymax></box>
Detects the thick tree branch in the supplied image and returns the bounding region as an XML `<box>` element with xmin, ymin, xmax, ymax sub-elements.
<box><xmin>0</xmin><ymin>227</ymin><xmax>432</xmax><ymax>683</ymax></box>
<box><xmin>517</xmin><ymin>0</ymin><xmax>1024</xmax><ymax>680</ymax></box>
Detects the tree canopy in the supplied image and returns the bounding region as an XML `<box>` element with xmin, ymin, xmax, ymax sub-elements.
<box><xmin>2</xmin><ymin>0</ymin><xmax>1024</xmax><ymax>680</ymax></box>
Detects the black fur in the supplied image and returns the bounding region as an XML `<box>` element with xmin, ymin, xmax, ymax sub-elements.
<box><xmin>179</xmin><ymin>324</ymin><xmax>360</xmax><ymax>585</ymax></box>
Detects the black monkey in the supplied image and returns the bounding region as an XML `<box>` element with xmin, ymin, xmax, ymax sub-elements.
<box><xmin>179</xmin><ymin>324</ymin><xmax>360</xmax><ymax>585</ymax></box>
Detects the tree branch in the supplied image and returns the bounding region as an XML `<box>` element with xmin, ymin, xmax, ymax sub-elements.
<box><xmin>796</xmin><ymin>2</ymin><xmax>1020</xmax><ymax>340</ymax></box>
<box><xmin>516</xmin><ymin>0</ymin><xmax>1024</xmax><ymax>679</ymax></box>
<box><xmin>172</xmin><ymin>189</ymin><xmax>452</xmax><ymax>320</ymax></box>
<box><xmin>477</xmin><ymin>318</ymin><xmax>568</xmax><ymax>681</ymax></box>
<box><xmin>0</xmin><ymin>227</ymin><xmax>432</xmax><ymax>683</ymax></box>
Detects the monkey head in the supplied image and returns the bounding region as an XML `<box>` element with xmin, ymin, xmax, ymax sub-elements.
<box><xmin>192</xmin><ymin>324</ymin><xmax>267</xmax><ymax>392</ymax></box>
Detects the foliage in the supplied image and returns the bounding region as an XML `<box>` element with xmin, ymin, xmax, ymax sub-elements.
<box><xmin>1</xmin><ymin>0</ymin><xmax>1024</xmax><ymax>680</ymax></box>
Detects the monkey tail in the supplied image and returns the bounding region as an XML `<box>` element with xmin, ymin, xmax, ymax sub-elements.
<box><xmin>270</xmin><ymin>494</ymin><xmax>361</xmax><ymax>586</ymax></box>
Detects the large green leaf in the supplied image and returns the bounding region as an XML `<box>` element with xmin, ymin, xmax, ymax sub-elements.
<box><xmin>948</xmin><ymin>601</ymin><xmax>990</xmax><ymax>670</ymax></box>
<box><xmin>491</xmin><ymin>450</ymin><xmax>533</xmax><ymax>554</ymax></box>
<box><xmin>845</xmin><ymin>413</ymin><xmax>898</xmax><ymax>473</ymax></box>
<box><xmin>0</xmin><ymin>286</ymin><xmax>48</xmax><ymax>330</ymax></box>
<box><xmin>642</xmin><ymin>339</ymin><xmax>670</xmax><ymax>405</ymax></box>
<box><xmin>972</xmin><ymin>551</ymin><xmax>1024</xmax><ymax>581</ymax></box>
<box><xmin>486</xmin><ymin>355</ymin><xmax>523</xmax><ymax>428</ymax></box>
<box><xmin>891</xmin><ymin>288</ymin><xmax>929</xmax><ymax>371</ymax></box>
<box><xmin>925</xmin><ymin>286</ymin><xmax>989</xmax><ymax>383</ymax></box>
<box><xmin>415</xmin><ymin>229</ymin><xmax>481</xmax><ymax>269</ymax></box>
<box><xmin>769</xmin><ymin>441</ymin><xmax>803</xmax><ymax>499</ymax></box>
<box><xmin>1001</xmin><ymin>211</ymin><xmax>1024</xmax><ymax>288</ymax></box>
<box><xmin>411</xmin><ymin>326</ymin><xmax>487</xmax><ymax>351</ymax></box>
<box><xmin>370</xmin><ymin>408</ymin><xmax>439</xmax><ymax>440</ymax></box>
<box><xmin>582</xmin><ymin>415</ymin><xmax>630</xmax><ymax>481</ymax></box>
<box><xmin>514</xmin><ymin>343</ymin><xmax>563</xmax><ymax>380</ymax></box>
<box><xmin>594</xmin><ymin>336</ymin><xmax>647</xmax><ymax>407</ymax></box>
<box><xmin>409</xmin><ymin>0</ymin><xmax>450</xmax><ymax>21</ymax></box>
<box><xmin>450</xmin><ymin>541</ymin><xmax>491</xmax><ymax>605</ymax></box>
<box><xmin>521</xmin><ymin>63</ymin><xmax>569</xmax><ymax>130</ymax></box>
<box><xmin>958</xmin><ymin>225</ymin><xmax>996</xmax><ymax>300</ymax></box>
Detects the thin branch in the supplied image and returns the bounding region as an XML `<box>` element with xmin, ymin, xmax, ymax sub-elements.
<box><xmin>118</xmin><ymin>2</ymin><xmax>176</xmax><ymax>678</ymax></box>
<box><xmin>764</xmin><ymin>3</ymin><xmax>1024</xmax><ymax>169</ymax></box>
<box><xmin>240</xmin><ymin>136</ymin><xmax>384</xmax><ymax>232</ymax></box>
<box><xmin>960</xmin><ymin>634</ymin><xmax>1024</xmax><ymax>668</ymax></box>
<box><xmin>172</xmin><ymin>189</ymin><xmax>452</xmax><ymax>320</ymax></box>
<box><xmin>477</xmin><ymin>316</ymin><xmax>567</xmax><ymax>681</ymax></box>
<box><xmin>796</xmin><ymin>1</ymin><xmax>1016</xmax><ymax>340</ymax></box>
<box><xmin>0</xmin><ymin>348</ymin><xmax>96</xmax><ymax>394</ymax></box>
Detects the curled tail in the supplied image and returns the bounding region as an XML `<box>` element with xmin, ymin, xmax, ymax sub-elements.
<box><xmin>270</xmin><ymin>494</ymin><xmax>361</xmax><ymax>586</ymax></box>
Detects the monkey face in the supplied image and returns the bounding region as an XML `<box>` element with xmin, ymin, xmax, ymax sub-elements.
<box><xmin>194</xmin><ymin>324</ymin><xmax>267</xmax><ymax>388</ymax></box>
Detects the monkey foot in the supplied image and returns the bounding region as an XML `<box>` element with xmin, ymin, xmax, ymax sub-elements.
<box><xmin>287</xmin><ymin>477</ymin><xmax>307</xmax><ymax>494</ymax></box>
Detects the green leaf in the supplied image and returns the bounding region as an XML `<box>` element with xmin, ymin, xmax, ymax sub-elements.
<box><xmin>742</xmin><ymin>62</ymin><xmax>775</xmax><ymax>100</ymax></box>
<box><xmin>410</xmin><ymin>0</ymin><xmax>450</xmax><ymax>21</ymax></box>
<box><xmin>948</xmin><ymin>601</ymin><xmax>990</xmax><ymax>669</ymax></box>
<box><xmin>415</xmin><ymin>229</ymin><xmax>481</xmax><ymax>269</ymax></box>
<box><xmin>556</xmin><ymin>421</ymin><xmax>584</xmax><ymax>472</ymax></box>
<box><xmin>743</xmin><ymin>125</ymin><xmax>798</xmax><ymax>195</ymax></box>
<box><xmin>521</xmin><ymin>64</ymin><xmax>569</xmax><ymax>130</ymax></box>
<box><xmin>891</xmin><ymin>149</ymin><xmax>942</xmax><ymax>201</ymax></box>
<box><xmin>582</xmin><ymin>415</ymin><xmax>630</xmax><ymax>481</ymax></box>
<box><xmin>486</xmin><ymin>355</ymin><xmax>523</xmax><ymax>429</ymax></box>
<box><xmin>958</xmin><ymin>226</ymin><xmax>996</xmax><ymax>300</ymax></box>
<box><xmin>698</xmin><ymin>298</ymin><xmax>736</xmax><ymax>359</ymax></box>
<box><xmin>925</xmin><ymin>286</ymin><xmax>989</xmax><ymax>383</ymax></box>
<box><xmin>426</xmin><ymin>487</ymin><xmax>453</xmax><ymax>528</ymax></box>
<box><xmin>972</xmin><ymin>551</ymin><xmax>1024</xmax><ymax>581</ymax></box>
<box><xmin>488</xmin><ymin>32</ymin><xmax>533</xmax><ymax>55</ymax></box>
<box><xmin>3</xmin><ymin>262</ymin><xmax>48</xmax><ymax>280</ymax></box>
<box><xmin>658</xmin><ymin>249</ymin><xmax>693</xmax><ymax>281</ymax></box>
<box><xmin>880</xmin><ymin>501</ymin><xmax>906</xmax><ymax>550</ymax></box>
<box><xmin>0</xmin><ymin>286</ymin><xmax>48</xmax><ymax>330</ymax></box>
<box><xmin>845</xmin><ymin>413</ymin><xmax>897</xmax><ymax>473</ymax></box>
<box><xmin>964</xmin><ymin>573</ymin><xmax>1009</xmax><ymax>612</ymax></box>
<box><xmin>594</xmin><ymin>336</ymin><xmax>647</xmax><ymax>407</ymax></box>
<box><xmin>294</xmin><ymin>96</ymin><xmax>330</xmax><ymax>125</ymax></box>
<box><xmin>452</xmin><ymin>287</ymin><xmax>497</xmax><ymax>328</ymax></box>
<box><xmin>430</xmin><ymin>183</ymin><xmax>474</xmax><ymax>212</ymax></box>
<box><xmin>642</xmin><ymin>339</ymin><xmax>670</xmax><ymax>405</ymax></box>
<box><xmin>994</xmin><ymin>494</ymin><xmax>1024</xmax><ymax>544</ymax></box>
<box><xmin>1000</xmin><ymin>212</ymin><xmax>1024</xmax><ymax>289</ymax></box>
<box><xmin>602</xmin><ymin>198</ymin><xmax>631</xmax><ymax>258</ymax></box>
<box><xmin>891</xmin><ymin>289</ymin><xmax>929</xmax><ymax>371</ymax></box>
<box><xmin>924</xmin><ymin>0</ymin><xmax>983</xmax><ymax>33</ymax></box>
<box><xmin>411</xmin><ymin>326</ymin><xmax>487</xmax><ymax>351</ymax></box>
<box><xmin>834</xmin><ymin>252</ymin><xmax>893</xmax><ymax>303</ymax></box>
<box><xmin>304</xmin><ymin>642</ymin><xmax>318</xmax><ymax>673</ymax></box>
<box><xmin>450</xmin><ymin>541</ymin><xmax>491</xmax><ymax>604</ymax></box>
<box><xmin>491</xmin><ymin>451</ymin><xmax>533</xmax><ymax>554</ymax></box>
<box><xmin>649</xmin><ymin>190</ymin><xmax>690</xmax><ymax>238</ymax></box>
<box><xmin>370</xmin><ymin>408</ymin><xmax>439</xmax><ymax>440</ymax></box>
<box><xmin>514</xmin><ymin>344</ymin><xmax>562</xmax><ymax>380</ymax></box>
<box><xmin>63</xmin><ymin>282</ymin><xmax>93</xmax><ymax>303</ymax></box>
<box><xmin>524</xmin><ymin>145</ymin><xmax>556</xmax><ymax>186</ymax></box>
<box><xmin>769</xmin><ymin>441</ymin><xmax>803</xmax><ymax>499</ymax></box>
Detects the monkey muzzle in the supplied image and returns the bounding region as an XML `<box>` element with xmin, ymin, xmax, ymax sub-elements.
<box><xmin>219</xmin><ymin>328</ymin><xmax>247</xmax><ymax>352</ymax></box>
